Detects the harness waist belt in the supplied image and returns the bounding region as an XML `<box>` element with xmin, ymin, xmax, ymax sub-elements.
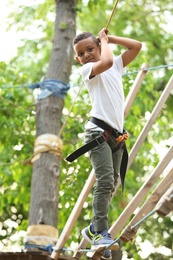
<box><xmin>90</xmin><ymin>117</ymin><xmax>125</xmax><ymax>137</ymax></box>
<box><xmin>66</xmin><ymin>135</ymin><xmax>106</xmax><ymax>162</ymax></box>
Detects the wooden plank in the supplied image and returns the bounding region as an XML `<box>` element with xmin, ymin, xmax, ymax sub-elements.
<box><xmin>109</xmin><ymin>144</ymin><xmax>173</xmax><ymax>239</ymax></box>
<box><xmin>0</xmin><ymin>253</ymin><xmax>75</xmax><ymax>260</ymax></box>
<box><xmin>120</xmin><ymin>166</ymin><xmax>173</xmax><ymax>241</ymax></box>
<box><xmin>86</xmin><ymin>242</ymin><xmax>119</xmax><ymax>260</ymax></box>
<box><xmin>0</xmin><ymin>252</ymin><xmax>51</xmax><ymax>260</ymax></box>
<box><xmin>73</xmin><ymin>237</ymin><xmax>88</xmax><ymax>259</ymax></box>
<box><xmin>124</xmin><ymin>63</ymin><xmax>148</xmax><ymax>118</ymax></box>
<box><xmin>51</xmin><ymin>170</ymin><xmax>95</xmax><ymax>260</ymax></box>
<box><xmin>128</xmin><ymin>74</ymin><xmax>173</xmax><ymax>168</ymax></box>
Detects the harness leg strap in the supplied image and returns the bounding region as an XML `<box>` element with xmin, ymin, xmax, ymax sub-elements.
<box><xmin>66</xmin><ymin>134</ymin><xmax>106</xmax><ymax>163</ymax></box>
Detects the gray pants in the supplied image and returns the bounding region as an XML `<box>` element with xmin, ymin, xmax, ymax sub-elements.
<box><xmin>84</xmin><ymin>129</ymin><xmax>124</xmax><ymax>232</ymax></box>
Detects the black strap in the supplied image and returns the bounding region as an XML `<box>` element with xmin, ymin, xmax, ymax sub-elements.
<box><xmin>66</xmin><ymin>135</ymin><xmax>106</xmax><ymax>162</ymax></box>
<box><xmin>90</xmin><ymin>117</ymin><xmax>122</xmax><ymax>138</ymax></box>
<box><xmin>120</xmin><ymin>144</ymin><xmax>128</xmax><ymax>192</ymax></box>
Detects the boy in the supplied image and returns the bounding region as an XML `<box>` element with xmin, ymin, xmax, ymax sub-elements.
<box><xmin>73</xmin><ymin>28</ymin><xmax>142</xmax><ymax>249</ymax></box>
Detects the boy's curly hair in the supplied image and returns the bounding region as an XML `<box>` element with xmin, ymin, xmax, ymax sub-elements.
<box><xmin>73</xmin><ymin>32</ymin><xmax>100</xmax><ymax>46</ymax></box>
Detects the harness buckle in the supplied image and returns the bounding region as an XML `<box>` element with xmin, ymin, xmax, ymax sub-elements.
<box><xmin>116</xmin><ymin>133</ymin><xmax>128</xmax><ymax>142</ymax></box>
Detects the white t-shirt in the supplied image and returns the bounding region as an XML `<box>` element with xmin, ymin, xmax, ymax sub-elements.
<box><xmin>80</xmin><ymin>55</ymin><xmax>126</xmax><ymax>133</ymax></box>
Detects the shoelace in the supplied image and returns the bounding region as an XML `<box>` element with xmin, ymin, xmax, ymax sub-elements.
<box><xmin>105</xmin><ymin>233</ymin><xmax>111</xmax><ymax>238</ymax></box>
<box><xmin>94</xmin><ymin>232</ymin><xmax>112</xmax><ymax>241</ymax></box>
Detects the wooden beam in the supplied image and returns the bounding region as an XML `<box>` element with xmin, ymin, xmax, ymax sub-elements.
<box><xmin>124</xmin><ymin>63</ymin><xmax>148</xmax><ymax>118</ymax></box>
<box><xmin>128</xmin><ymin>74</ymin><xmax>173</xmax><ymax>168</ymax></box>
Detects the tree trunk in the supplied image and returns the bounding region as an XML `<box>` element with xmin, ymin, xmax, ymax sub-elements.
<box><xmin>27</xmin><ymin>0</ymin><xmax>77</xmax><ymax>245</ymax></box>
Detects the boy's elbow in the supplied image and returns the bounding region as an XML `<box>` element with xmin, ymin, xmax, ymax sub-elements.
<box><xmin>108</xmin><ymin>59</ymin><xmax>114</xmax><ymax>67</ymax></box>
<box><xmin>137</xmin><ymin>42</ymin><xmax>142</xmax><ymax>51</ymax></box>
<box><xmin>106</xmin><ymin>57</ymin><xmax>114</xmax><ymax>68</ymax></box>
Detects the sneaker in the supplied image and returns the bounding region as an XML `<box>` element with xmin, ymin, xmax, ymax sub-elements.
<box><xmin>92</xmin><ymin>230</ymin><xmax>119</xmax><ymax>251</ymax></box>
<box><xmin>81</xmin><ymin>223</ymin><xmax>95</xmax><ymax>243</ymax></box>
<box><xmin>82</xmin><ymin>224</ymin><xmax>111</xmax><ymax>259</ymax></box>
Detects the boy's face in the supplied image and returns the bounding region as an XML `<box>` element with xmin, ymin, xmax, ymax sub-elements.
<box><xmin>74</xmin><ymin>37</ymin><xmax>101</xmax><ymax>65</ymax></box>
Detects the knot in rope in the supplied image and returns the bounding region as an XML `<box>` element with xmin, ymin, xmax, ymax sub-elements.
<box><xmin>30</xmin><ymin>79</ymin><xmax>70</xmax><ymax>100</ymax></box>
<box><xmin>31</xmin><ymin>134</ymin><xmax>63</xmax><ymax>163</ymax></box>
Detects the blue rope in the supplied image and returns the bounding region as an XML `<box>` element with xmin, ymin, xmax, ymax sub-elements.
<box><xmin>30</xmin><ymin>79</ymin><xmax>70</xmax><ymax>100</ymax></box>
<box><xmin>123</xmin><ymin>63</ymin><xmax>173</xmax><ymax>77</ymax></box>
<box><xmin>24</xmin><ymin>243</ymin><xmax>54</xmax><ymax>253</ymax></box>
<box><xmin>145</xmin><ymin>64</ymin><xmax>173</xmax><ymax>71</ymax></box>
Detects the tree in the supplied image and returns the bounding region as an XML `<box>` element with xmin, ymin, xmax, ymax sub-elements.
<box><xmin>26</xmin><ymin>0</ymin><xmax>78</xmax><ymax>249</ymax></box>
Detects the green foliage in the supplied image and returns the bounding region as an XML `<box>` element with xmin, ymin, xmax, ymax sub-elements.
<box><xmin>0</xmin><ymin>61</ymin><xmax>35</xmax><ymax>250</ymax></box>
<box><xmin>0</xmin><ymin>0</ymin><xmax>173</xmax><ymax>258</ymax></box>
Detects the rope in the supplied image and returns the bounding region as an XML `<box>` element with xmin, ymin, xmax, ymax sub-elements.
<box><xmin>105</xmin><ymin>0</ymin><xmax>119</xmax><ymax>30</ymax></box>
<box><xmin>93</xmin><ymin>209</ymin><xmax>158</xmax><ymax>251</ymax></box>
<box><xmin>30</xmin><ymin>79</ymin><xmax>70</xmax><ymax>100</ymax></box>
<box><xmin>123</xmin><ymin>64</ymin><xmax>173</xmax><ymax>76</ymax></box>
<box><xmin>57</xmin><ymin>82</ymin><xmax>84</xmax><ymax>138</ymax></box>
<box><xmin>31</xmin><ymin>134</ymin><xmax>63</xmax><ymax>163</ymax></box>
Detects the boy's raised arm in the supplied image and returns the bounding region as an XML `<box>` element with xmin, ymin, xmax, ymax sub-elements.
<box><xmin>91</xmin><ymin>28</ymin><xmax>113</xmax><ymax>77</ymax></box>
<box><xmin>108</xmin><ymin>35</ymin><xmax>142</xmax><ymax>67</ymax></box>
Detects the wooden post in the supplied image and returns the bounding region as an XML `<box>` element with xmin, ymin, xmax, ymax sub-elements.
<box><xmin>124</xmin><ymin>63</ymin><xmax>148</xmax><ymax>118</ymax></box>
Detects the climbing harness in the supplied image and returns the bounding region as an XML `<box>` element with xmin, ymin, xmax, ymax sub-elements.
<box><xmin>66</xmin><ymin>117</ymin><xmax>129</xmax><ymax>191</ymax></box>
<box><xmin>66</xmin><ymin>117</ymin><xmax>128</xmax><ymax>163</ymax></box>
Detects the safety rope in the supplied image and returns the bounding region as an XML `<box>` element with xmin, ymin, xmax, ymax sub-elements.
<box><xmin>123</xmin><ymin>63</ymin><xmax>173</xmax><ymax>76</ymax></box>
<box><xmin>57</xmin><ymin>81</ymin><xmax>84</xmax><ymax>139</ymax></box>
<box><xmin>105</xmin><ymin>0</ymin><xmax>119</xmax><ymax>30</ymax></box>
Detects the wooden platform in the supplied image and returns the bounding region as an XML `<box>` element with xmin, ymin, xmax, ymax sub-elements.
<box><xmin>0</xmin><ymin>252</ymin><xmax>75</xmax><ymax>260</ymax></box>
